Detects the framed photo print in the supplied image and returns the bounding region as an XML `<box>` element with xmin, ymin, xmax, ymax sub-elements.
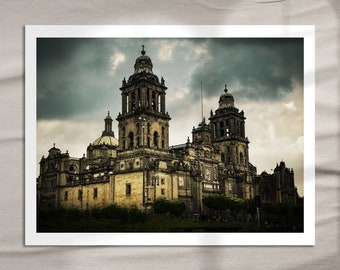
<box><xmin>25</xmin><ymin>25</ymin><xmax>315</xmax><ymax>245</ymax></box>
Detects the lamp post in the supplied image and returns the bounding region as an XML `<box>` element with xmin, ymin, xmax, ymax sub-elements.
<box><xmin>195</xmin><ymin>147</ymin><xmax>202</xmax><ymax>214</ymax></box>
<box><xmin>254</xmin><ymin>195</ymin><xmax>261</xmax><ymax>227</ymax></box>
<box><xmin>139</xmin><ymin>117</ymin><xmax>147</xmax><ymax>208</ymax></box>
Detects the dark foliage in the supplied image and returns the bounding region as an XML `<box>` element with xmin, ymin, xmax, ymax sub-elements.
<box><xmin>37</xmin><ymin>198</ymin><xmax>303</xmax><ymax>232</ymax></box>
<box><xmin>202</xmin><ymin>195</ymin><xmax>303</xmax><ymax>232</ymax></box>
<box><xmin>153</xmin><ymin>198</ymin><xmax>186</xmax><ymax>217</ymax></box>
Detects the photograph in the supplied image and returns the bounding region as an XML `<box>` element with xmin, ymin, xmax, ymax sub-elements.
<box><xmin>26</xmin><ymin>26</ymin><xmax>314</xmax><ymax>245</ymax></box>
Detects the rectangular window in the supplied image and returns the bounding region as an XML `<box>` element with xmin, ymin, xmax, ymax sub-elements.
<box><xmin>179</xmin><ymin>176</ymin><xmax>184</xmax><ymax>187</ymax></box>
<box><xmin>64</xmin><ymin>191</ymin><xmax>68</xmax><ymax>201</ymax></box>
<box><xmin>67</xmin><ymin>176</ymin><xmax>73</xmax><ymax>184</ymax></box>
<box><xmin>161</xmin><ymin>178</ymin><xmax>165</xmax><ymax>185</ymax></box>
<box><xmin>93</xmin><ymin>188</ymin><xmax>98</xmax><ymax>199</ymax></box>
<box><xmin>161</xmin><ymin>189</ymin><xmax>165</xmax><ymax>195</ymax></box>
<box><xmin>78</xmin><ymin>190</ymin><xmax>82</xmax><ymax>200</ymax></box>
<box><xmin>126</xmin><ymin>184</ymin><xmax>131</xmax><ymax>196</ymax></box>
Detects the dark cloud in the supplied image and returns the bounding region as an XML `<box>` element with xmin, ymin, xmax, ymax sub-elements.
<box><xmin>37</xmin><ymin>38</ymin><xmax>303</xmax><ymax>120</ymax></box>
<box><xmin>38</xmin><ymin>39</ymin><xmax>110</xmax><ymax>119</ymax></box>
<box><xmin>188</xmin><ymin>38</ymin><xmax>303</xmax><ymax>102</ymax></box>
<box><xmin>37</xmin><ymin>38</ymin><xmax>146</xmax><ymax>120</ymax></box>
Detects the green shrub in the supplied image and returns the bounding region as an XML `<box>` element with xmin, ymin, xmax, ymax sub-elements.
<box><xmin>153</xmin><ymin>198</ymin><xmax>186</xmax><ymax>217</ymax></box>
<box><xmin>169</xmin><ymin>200</ymin><xmax>186</xmax><ymax>217</ymax></box>
<box><xmin>202</xmin><ymin>195</ymin><xmax>239</xmax><ymax>211</ymax></box>
<box><xmin>153</xmin><ymin>198</ymin><xmax>169</xmax><ymax>214</ymax></box>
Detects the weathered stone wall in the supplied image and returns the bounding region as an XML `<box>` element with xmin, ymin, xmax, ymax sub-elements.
<box><xmin>114</xmin><ymin>172</ymin><xmax>144</xmax><ymax>208</ymax></box>
<box><xmin>58</xmin><ymin>181</ymin><xmax>112</xmax><ymax>209</ymax></box>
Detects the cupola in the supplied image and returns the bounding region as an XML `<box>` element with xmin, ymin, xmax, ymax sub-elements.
<box><xmin>218</xmin><ymin>84</ymin><xmax>235</xmax><ymax>109</ymax></box>
<box><xmin>134</xmin><ymin>45</ymin><xmax>153</xmax><ymax>74</ymax></box>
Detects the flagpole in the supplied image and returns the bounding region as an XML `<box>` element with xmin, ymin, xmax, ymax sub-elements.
<box><xmin>201</xmin><ymin>81</ymin><xmax>203</xmax><ymax>122</ymax></box>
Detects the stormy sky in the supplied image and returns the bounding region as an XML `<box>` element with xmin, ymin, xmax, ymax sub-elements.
<box><xmin>37</xmin><ymin>38</ymin><xmax>304</xmax><ymax>195</ymax></box>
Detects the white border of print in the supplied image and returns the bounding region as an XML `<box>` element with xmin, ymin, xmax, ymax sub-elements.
<box><xmin>25</xmin><ymin>25</ymin><xmax>315</xmax><ymax>246</ymax></box>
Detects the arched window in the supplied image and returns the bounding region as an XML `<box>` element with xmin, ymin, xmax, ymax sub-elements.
<box><xmin>152</xmin><ymin>91</ymin><xmax>157</xmax><ymax>111</ymax></box>
<box><xmin>126</xmin><ymin>95</ymin><xmax>129</xmax><ymax>113</ymax></box>
<box><xmin>128</xmin><ymin>132</ymin><xmax>134</xmax><ymax>149</ymax></box>
<box><xmin>219</xmin><ymin>122</ymin><xmax>225</xmax><ymax>137</ymax></box>
<box><xmin>131</xmin><ymin>91</ymin><xmax>136</xmax><ymax>111</ymax></box>
<box><xmin>161</xmin><ymin>126</ymin><xmax>165</xmax><ymax>138</ymax></box>
<box><xmin>153</xmin><ymin>131</ymin><xmax>159</xmax><ymax>148</ymax></box>
<box><xmin>240</xmin><ymin>152</ymin><xmax>244</xmax><ymax>164</ymax></box>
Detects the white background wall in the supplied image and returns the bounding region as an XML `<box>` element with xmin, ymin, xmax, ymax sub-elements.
<box><xmin>0</xmin><ymin>1</ymin><xmax>339</xmax><ymax>269</ymax></box>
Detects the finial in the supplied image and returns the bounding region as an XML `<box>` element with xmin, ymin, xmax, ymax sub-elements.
<box><xmin>53</xmin><ymin>143</ymin><xmax>55</xmax><ymax>148</ymax></box>
<box><xmin>224</xmin><ymin>84</ymin><xmax>228</xmax><ymax>93</ymax></box>
<box><xmin>108</xmin><ymin>111</ymin><xmax>110</xmax><ymax>116</ymax></box>
<box><xmin>141</xmin><ymin>45</ymin><xmax>145</xmax><ymax>55</ymax></box>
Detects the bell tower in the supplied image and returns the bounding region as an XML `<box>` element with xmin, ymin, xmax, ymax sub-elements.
<box><xmin>116</xmin><ymin>46</ymin><xmax>171</xmax><ymax>151</ymax></box>
<box><xmin>209</xmin><ymin>85</ymin><xmax>249</xmax><ymax>170</ymax></box>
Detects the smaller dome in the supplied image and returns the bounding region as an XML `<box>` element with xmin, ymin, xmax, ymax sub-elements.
<box><xmin>91</xmin><ymin>112</ymin><xmax>118</xmax><ymax>147</ymax></box>
<box><xmin>219</xmin><ymin>84</ymin><xmax>234</xmax><ymax>108</ymax></box>
<box><xmin>92</xmin><ymin>135</ymin><xmax>118</xmax><ymax>146</ymax></box>
<box><xmin>134</xmin><ymin>45</ymin><xmax>153</xmax><ymax>74</ymax></box>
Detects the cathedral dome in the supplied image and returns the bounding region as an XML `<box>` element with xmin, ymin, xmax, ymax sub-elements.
<box><xmin>91</xmin><ymin>111</ymin><xmax>118</xmax><ymax>147</ymax></box>
<box><xmin>92</xmin><ymin>135</ymin><xmax>118</xmax><ymax>146</ymax></box>
<box><xmin>218</xmin><ymin>85</ymin><xmax>235</xmax><ymax>108</ymax></box>
<box><xmin>134</xmin><ymin>45</ymin><xmax>153</xmax><ymax>74</ymax></box>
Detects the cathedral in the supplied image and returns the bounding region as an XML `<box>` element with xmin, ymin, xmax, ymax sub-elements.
<box><xmin>37</xmin><ymin>46</ymin><xmax>297</xmax><ymax>214</ymax></box>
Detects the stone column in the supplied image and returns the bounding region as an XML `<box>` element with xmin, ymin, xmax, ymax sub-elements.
<box><xmin>161</xmin><ymin>93</ymin><xmax>166</xmax><ymax>113</ymax></box>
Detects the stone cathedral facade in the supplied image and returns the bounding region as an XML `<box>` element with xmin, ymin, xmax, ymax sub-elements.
<box><xmin>37</xmin><ymin>47</ymin><xmax>297</xmax><ymax>214</ymax></box>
